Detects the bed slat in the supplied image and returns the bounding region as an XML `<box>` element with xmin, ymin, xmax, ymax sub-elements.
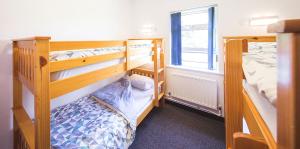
<box><xmin>50</xmin><ymin>63</ymin><xmax>126</xmax><ymax>98</ymax></box>
<box><xmin>13</xmin><ymin>107</ymin><xmax>35</xmax><ymax>149</ymax></box>
<box><xmin>242</xmin><ymin>90</ymin><xmax>276</xmax><ymax>148</ymax></box>
<box><xmin>50</xmin><ymin>51</ymin><xmax>126</xmax><ymax>72</ymax></box>
<box><xmin>50</xmin><ymin>41</ymin><xmax>126</xmax><ymax>51</ymax></box>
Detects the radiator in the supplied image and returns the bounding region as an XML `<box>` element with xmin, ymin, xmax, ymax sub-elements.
<box><xmin>168</xmin><ymin>73</ymin><xmax>218</xmax><ymax>110</ymax></box>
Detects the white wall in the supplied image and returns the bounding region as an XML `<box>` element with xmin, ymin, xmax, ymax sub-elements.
<box><xmin>131</xmin><ymin>0</ymin><xmax>300</xmax><ymax>71</ymax></box>
<box><xmin>1</xmin><ymin>0</ymin><xmax>300</xmax><ymax>148</ymax></box>
<box><xmin>0</xmin><ymin>0</ymin><xmax>133</xmax><ymax>148</ymax></box>
<box><xmin>130</xmin><ymin>0</ymin><xmax>300</xmax><ymax>116</ymax></box>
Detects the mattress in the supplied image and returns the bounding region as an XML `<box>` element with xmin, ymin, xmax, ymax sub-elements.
<box><xmin>50</xmin><ymin>46</ymin><xmax>153</xmax><ymax>81</ymax></box>
<box><xmin>50</xmin><ymin>96</ymin><xmax>135</xmax><ymax>148</ymax></box>
<box><xmin>125</xmin><ymin>88</ymin><xmax>154</xmax><ymax>123</ymax></box>
<box><xmin>50</xmin><ymin>47</ymin><xmax>125</xmax><ymax>62</ymax></box>
<box><xmin>243</xmin><ymin>80</ymin><xmax>277</xmax><ymax>140</ymax></box>
<box><xmin>242</xmin><ymin>42</ymin><xmax>277</xmax><ymax>105</ymax></box>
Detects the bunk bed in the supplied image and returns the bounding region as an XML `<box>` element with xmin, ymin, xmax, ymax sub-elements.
<box><xmin>224</xmin><ymin>19</ymin><xmax>300</xmax><ymax>149</ymax></box>
<box><xmin>12</xmin><ymin>37</ymin><xmax>165</xmax><ymax>149</ymax></box>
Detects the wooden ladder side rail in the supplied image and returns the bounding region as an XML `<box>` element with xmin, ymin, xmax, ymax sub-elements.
<box><xmin>158</xmin><ymin>39</ymin><xmax>165</xmax><ymax>105</ymax></box>
<box><xmin>13</xmin><ymin>41</ymin><xmax>25</xmax><ymax>149</ymax></box>
<box><xmin>233</xmin><ymin>132</ymin><xmax>268</xmax><ymax>149</ymax></box>
<box><xmin>152</xmin><ymin>39</ymin><xmax>159</xmax><ymax>107</ymax></box>
<box><xmin>268</xmin><ymin>19</ymin><xmax>300</xmax><ymax>149</ymax></box>
<box><xmin>50</xmin><ymin>51</ymin><xmax>126</xmax><ymax>72</ymax></box>
<box><xmin>224</xmin><ymin>39</ymin><xmax>246</xmax><ymax>149</ymax></box>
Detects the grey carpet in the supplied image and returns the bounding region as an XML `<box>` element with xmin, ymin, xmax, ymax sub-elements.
<box><xmin>129</xmin><ymin>101</ymin><xmax>225</xmax><ymax>149</ymax></box>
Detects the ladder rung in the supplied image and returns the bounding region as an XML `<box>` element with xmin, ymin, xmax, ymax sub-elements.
<box><xmin>13</xmin><ymin>107</ymin><xmax>35</xmax><ymax>149</ymax></box>
<box><xmin>158</xmin><ymin>81</ymin><xmax>164</xmax><ymax>86</ymax></box>
<box><xmin>158</xmin><ymin>92</ymin><xmax>164</xmax><ymax>100</ymax></box>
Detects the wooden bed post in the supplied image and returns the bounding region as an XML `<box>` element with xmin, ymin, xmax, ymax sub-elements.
<box><xmin>153</xmin><ymin>39</ymin><xmax>160</xmax><ymax>107</ymax></box>
<box><xmin>34</xmin><ymin>37</ymin><xmax>51</xmax><ymax>149</ymax></box>
<box><xmin>224</xmin><ymin>39</ymin><xmax>245</xmax><ymax>149</ymax></box>
<box><xmin>159</xmin><ymin>39</ymin><xmax>166</xmax><ymax>106</ymax></box>
<box><xmin>125</xmin><ymin>40</ymin><xmax>130</xmax><ymax>71</ymax></box>
<box><xmin>13</xmin><ymin>41</ymin><xmax>23</xmax><ymax>149</ymax></box>
<box><xmin>268</xmin><ymin>20</ymin><xmax>300</xmax><ymax>149</ymax></box>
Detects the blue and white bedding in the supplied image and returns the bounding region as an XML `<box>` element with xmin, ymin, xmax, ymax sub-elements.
<box><xmin>51</xmin><ymin>96</ymin><xmax>135</xmax><ymax>149</ymax></box>
<box><xmin>91</xmin><ymin>76</ymin><xmax>134</xmax><ymax>113</ymax></box>
<box><xmin>91</xmin><ymin>76</ymin><xmax>154</xmax><ymax>124</ymax></box>
<box><xmin>242</xmin><ymin>42</ymin><xmax>277</xmax><ymax>105</ymax></box>
<box><xmin>50</xmin><ymin>46</ymin><xmax>126</xmax><ymax>62</ymax></box>
<box><xmin>49</xmin><ymin>43</ymin><xmax>153</xmax><ymax>62</ymax></box>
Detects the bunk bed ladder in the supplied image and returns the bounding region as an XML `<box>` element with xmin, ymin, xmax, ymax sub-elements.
<box><xmin>152</xmin><ymin>39</ymin><xmax>165</xmax><ymax>107</ymax></box>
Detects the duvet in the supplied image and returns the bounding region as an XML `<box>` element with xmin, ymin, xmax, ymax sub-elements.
<box><xmin>50</xmin><ymin>96</ymin><xmax>135</xmax><ymax>149</ymax></box>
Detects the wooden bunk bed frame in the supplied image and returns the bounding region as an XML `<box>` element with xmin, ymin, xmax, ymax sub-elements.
<box><xmin>224</xmin><ymin>19</ymin><xmax>300</xmax><ymax>149</ymax></box>
<box><xmin>12</xmin><ymin>37</ymin><xmax>165</xmax><ymax>149</ymax></box>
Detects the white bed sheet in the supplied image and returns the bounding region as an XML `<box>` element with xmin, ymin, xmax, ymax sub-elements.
<box><xmin>50</xmin><ymin>51</ymin><xmax>152</xmax><ymax>82</ymax></box>
<box><xmin>242</xmin><ymin>42</ymin><xmax>277</xmax><ymax>105</ymax></box>
<box><xmin>123</xmin><ymin>88</ymin><xmax>154</xmax><ymax>124</ymax></box>
<box><xmin>243</xmin><ymin>80</ymin><xmax>277</xmax><ymax>140</ymax></box>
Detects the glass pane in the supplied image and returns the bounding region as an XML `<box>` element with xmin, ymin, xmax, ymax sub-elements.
<box><xmin>181</xmin><ymin>12</ymin><xmax>208</xmax><ymax>25</ymax></box>
<box><xmin>182</xmin><ymin>30</ymin><xmax>208</xmax><ymax>49</ymax></box>
<box><xmin>182</xmin><ymin>51</ymin><xmax>208</xmax><ymax>69</ymax></box>
<box><xmin>181</xmin><ymin>10</ymin><xmax>210</xmax><ymax>70</ymax></box>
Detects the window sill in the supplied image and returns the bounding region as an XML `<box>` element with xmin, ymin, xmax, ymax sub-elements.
<box><xmin>167</xmin><ymin>65</ymin><xmax>224</xmax><ymax>76</ymax></box>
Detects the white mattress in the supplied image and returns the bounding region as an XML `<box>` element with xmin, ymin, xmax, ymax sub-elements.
<box><xmin>50</xmin><ymin>49</ymin><xmax>152</xmax><ymax>82</ymax></box>
<box><xmin>243</xmin><ymin>80</ymin><xmax>277</xmax><ymax>140</ymax></box>
<box><xmin>123</xmin><ymin>87</ymin><xmax>154</xmax><ymax>124</ymax></box>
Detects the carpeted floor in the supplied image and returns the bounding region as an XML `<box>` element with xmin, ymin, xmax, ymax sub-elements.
<box><xmin>129</xmin><ymin>101</ymin><xmax>225</xmax><ymax>149</ymax></box>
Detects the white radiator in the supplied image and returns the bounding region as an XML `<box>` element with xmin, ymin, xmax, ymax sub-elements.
<box><xmin>168</xmin><ymin>73</ymin><xmax>218</xmax><ymax>110</ymax></box>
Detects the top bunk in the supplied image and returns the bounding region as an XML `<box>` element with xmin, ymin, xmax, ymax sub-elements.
<box><xmin>12</xmin><ymin>37</ymin><xmax>164</xmax><ymax>99</ymax></box>
<box><xmin>225</xmin><ymin>36</ymin><xmax>277</xmax><ymax>105</ymax></box>
<box><xmin>224</xmin><ymin>36</ymin><xmax>278</xmax><ymax>148</ymax></box>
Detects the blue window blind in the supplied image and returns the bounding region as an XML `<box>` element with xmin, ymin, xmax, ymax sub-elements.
<box><xmin>171</xmin><ymin>12</ymin><xmax>182</xmax><ymax>65</ymax></box>
<box><xmin>208</xmin><ymin>7</ymin><xmax>215</xmax><ymax>70</ymax></box>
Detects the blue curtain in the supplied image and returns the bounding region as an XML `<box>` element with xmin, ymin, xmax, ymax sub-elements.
<box><xmin>208</xmin><ymin>7</ymin><xmax>215</xmax><ymax>70</ymax></box>
<box><xmin>171</xmin><ymin>12</ymin><xmax>182</xmax><ymax>65</ymax></box>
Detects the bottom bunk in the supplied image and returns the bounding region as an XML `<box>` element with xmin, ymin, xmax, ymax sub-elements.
<box><xmin>51</xmin><ymin>96</ymin><xmax>135</xmax><ymax>148</ymax></box>
<box><xmin>50</xmin><ymin>74</ymin><xmax>157</xmax><ymax>148</ymax></box>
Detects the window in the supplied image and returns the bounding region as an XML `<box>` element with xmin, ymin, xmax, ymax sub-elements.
<box><xmin>171</xmin><ymin>6</ymin><xmax>217</xmax><ymax>70</ymax></box>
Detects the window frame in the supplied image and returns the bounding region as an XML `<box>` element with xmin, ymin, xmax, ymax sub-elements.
<box><xmin>170</xmin><ymin>5</ymin><xmax>218</xmax><ymax>72</ymax></box>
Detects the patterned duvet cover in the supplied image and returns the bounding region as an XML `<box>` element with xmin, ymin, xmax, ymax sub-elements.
<box><xmin>50</xmin><ymin>96</ymin><xmax>135</xmax><ymax>149</ymax></box>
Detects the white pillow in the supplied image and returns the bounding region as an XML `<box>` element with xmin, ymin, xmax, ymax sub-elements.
<box><xmin>130</xmin><ymin>74</ymin><xmax>154</xmax><ymax>90</ymax></box>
